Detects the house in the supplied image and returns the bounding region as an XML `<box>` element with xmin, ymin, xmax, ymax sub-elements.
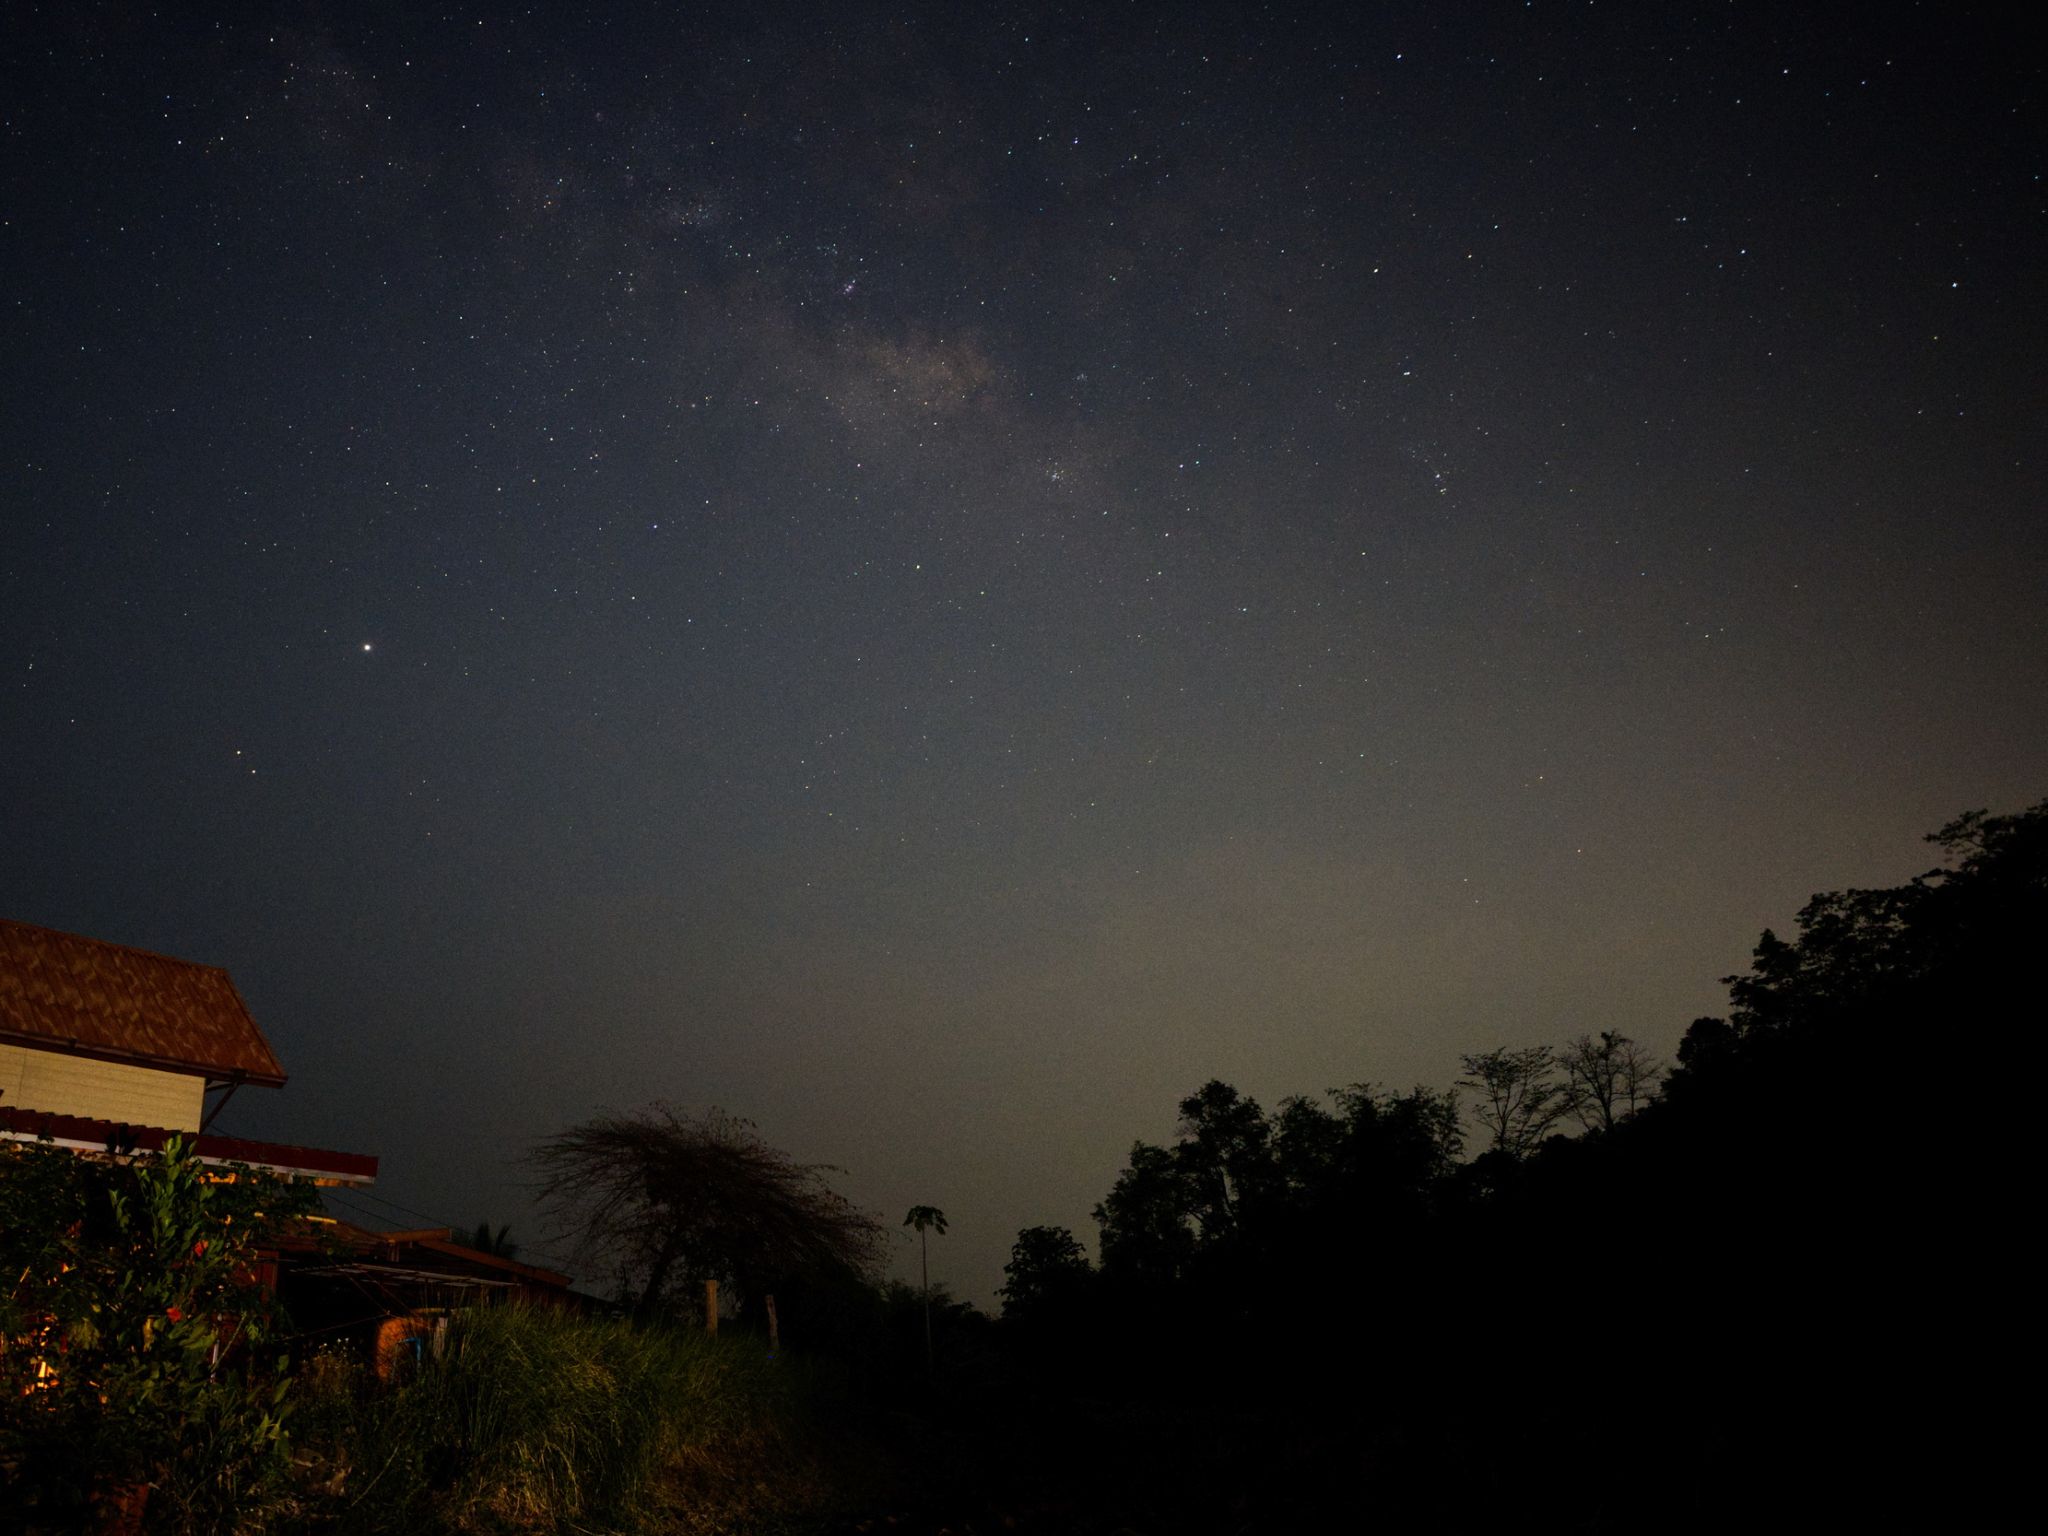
<box><xmin>0</xmin><ymin>917</ymin><xmax>571</xmax><ymax>1356</ymax></box>
<box><xmin>0</xmin><ymin>917</ymin><xmax>374</xmax><ymax>1184</ymax></box>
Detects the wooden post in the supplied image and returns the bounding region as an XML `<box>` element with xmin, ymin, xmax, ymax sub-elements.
<box><xmin>765</xmin><ymin>1293</ymin><xmax>779</xmax><ymax>1355</ymax></box>
<box><xmin>705</xmin><ymin>1278</ymin><xmax>718</xmax><ymax>1336</ymax></box>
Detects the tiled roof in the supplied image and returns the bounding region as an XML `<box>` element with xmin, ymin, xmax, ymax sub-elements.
<box><xmin>0</xmin><ymin>919</ymin><xmax>287</xmax><ymax>1085</ymax></box>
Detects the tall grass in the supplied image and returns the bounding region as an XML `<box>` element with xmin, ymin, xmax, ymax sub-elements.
<box><xmin>294</xmin><ymin>1305</ymin><xmax>820</xmax><ymax>1534</ymax></box>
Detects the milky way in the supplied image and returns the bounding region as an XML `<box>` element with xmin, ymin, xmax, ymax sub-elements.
<box><xmin>3</xmin><ymin>2</ymin><xmax>2040</xmax><ymax>1300</ymax></box>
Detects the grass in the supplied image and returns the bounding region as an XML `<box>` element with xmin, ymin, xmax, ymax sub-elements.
<box><xmin>290</xmin><ymin>1304</ymin><xmax>858</xmax><ymax>1534</ymax></box>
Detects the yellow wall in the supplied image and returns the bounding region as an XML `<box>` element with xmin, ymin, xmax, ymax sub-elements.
<box><xmin>0</xmin><ymin>1043</ymin><xmax>204</xmax><ymax>1131</ymax></box>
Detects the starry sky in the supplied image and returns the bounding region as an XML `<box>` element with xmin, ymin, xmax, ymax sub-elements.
<box><xmin>3</xmin><ymin>2</ymin><xmax>2041</xmax><ymax>1303</ymax></box>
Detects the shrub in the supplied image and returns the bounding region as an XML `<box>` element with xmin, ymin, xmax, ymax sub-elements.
<box><xmin>0</xmin><ymin>1135</ymin><xmax>314</xmax><ymax>1533</ymax></box>
<box><xmin>294</xmin><ymin>1303</ymin><xmax>808</xmax><ymax>1533</ymax></box>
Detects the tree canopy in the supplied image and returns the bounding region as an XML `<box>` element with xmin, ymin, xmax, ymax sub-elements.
<box><xmin>532</xmin><ymin>1104</ymin><xmax>886</xmax><ymax>1318</ymax></box>
<box><xmin>1090</xmin><ymin>1077</ymin><xmax>1466</xmax><ymax>1295</ymax></box>
<box><xmin>1671</xmin><ymin>799</ymin><xmax>2047</xmax><ymax>1096</ymax></box>
<box><xmin>1456</xmin><ymin>1044</ymin><xmax>1574</xmax><ymax>1158</ymax></box>
<box><xmin>998</xmin><ymin>1224</ymin><xmax>1092</xmax><ymax>1321</ymax></box>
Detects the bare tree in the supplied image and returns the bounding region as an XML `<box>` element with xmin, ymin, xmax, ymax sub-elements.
<box><xmin>532</xmin><ymin>1104</ymin><xmax>885</xmax><ymax>1319</ymax></box>
<box><xmin>1560</xmin><ymin>1031</ymin><xmax>1663</xmax><ymax>1132</ymax></box>
<box><xmin>1456</xmin><ymin>1045</ymin><xmax>1576</xmax><ymax>1158</ymax></box>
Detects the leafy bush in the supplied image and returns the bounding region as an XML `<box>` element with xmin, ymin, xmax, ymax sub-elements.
<box><xmin>0</xmin><ymin>1134</ymin><xmax>314</xmax><ymax>1532</ymax></box>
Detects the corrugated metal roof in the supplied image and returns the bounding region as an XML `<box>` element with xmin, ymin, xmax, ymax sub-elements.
<box><xmin>0</xmin><ymin>919</ymin><xmax>287</xmax><ymax>1085</ymax></box>
<box><xmin>287</xmin><ymin>1220</ymin><xmax>570</xmax><ymax>1289</ymax></box>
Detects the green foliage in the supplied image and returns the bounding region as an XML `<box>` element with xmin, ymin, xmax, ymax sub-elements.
<box><xmin>293</xmin><ymin>1303</ymin><xmax>813</xmax><ymax>1533</ymax></box>
<box><xmin>0</xmin><ymin>1134</ymin><xmax>316</xmax><ymax>1531</ymax></box>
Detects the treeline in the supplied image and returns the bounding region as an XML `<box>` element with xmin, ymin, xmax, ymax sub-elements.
<box><xmin>499</xmin><ymin>802</ymin><xmax>2037</xmax><ymax>1529</ymax></box>
<box><xmin>5</xmin><ymin>802</ymin><xmax>2033</xmax><ymax>1531</ymax></box>
<box><xmin>1006</xmin><ymin>1029</ymin><xmax>1657</xmax><ymax>1319</ymax></box>
<box><xmin>922</xmin><ymin>801</ymin><xmax>2043</xmax><ymax>1532</ymax></box>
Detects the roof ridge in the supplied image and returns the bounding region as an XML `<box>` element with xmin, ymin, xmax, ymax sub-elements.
<box><xmin>0</xmin><ymin>917</ymin><xmax>233</xmax><ymax>977</ymax></box>
<box><xmin>0</xmin><ymin>919</ymin><xmax>288</xmax><ymax>1086</ymax></box>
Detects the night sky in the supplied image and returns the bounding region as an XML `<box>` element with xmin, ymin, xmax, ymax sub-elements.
<box><xmin>4</xmin><ymin>3</ymin><xmax>2040</xmax><ymax>1302</ymax></box>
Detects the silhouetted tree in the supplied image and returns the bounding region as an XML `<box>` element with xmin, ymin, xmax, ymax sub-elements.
<box><xmin>1172</xmin><ymin>1079</ymin><xmax>1276</xmax><ymax>1244</ymax></box>
<box><xmin>903</xmin><ymin>1204</ymin><xmax>948</xmax><ymax>1373</ymax></box>
<box><xmin>532</xmin><ymin>1104</ymin><xmax>885</xmax><ymax>1320</ymax></box>
<box><xmin>999</xmin><ymin>1224</ymin><xmax>1093</xmax><ymax>1321</ymax></box>
<box><xmin>1627</xmin><ymin>806</ymin><xmax>2048</xmax><ymax>1531</ymax></box>
<box><xmin>1263</xmin><ymin>1082</ymin><xmax>1462</xmax><ymax>1227</ymax></box>
<box><xmin>1269</xmin><ymin>1091</ymin><xmax>1349</xmax><ymax>1198</ymax></box>
<box><xmin>1096</xmin><ymin>1077</ymin><xmax>1467</xmax><ymax>1295</ymax></box>
<box><xmin>1670</xmin><ymin>800</ymin><xmax>2047</xmax><ymax>1098</ymax></box>
<box><xmin>1093</xmin><ymin>1140</ymin><xmax>1196</xmax><ymax>1286</ymax></box>
<box><xmin>1559</xmin><ymin>1032</ymin><xmax>1661</xmax><ymax>1132</ymax></box>
<box><xmin>1457</xmin><ymin>1044</ymin><xmax>1574</xmax><ymax>1157</ymax></box>
<box><xmin>1332</xmin><ymin>1082</ymin><xmax>1465</xmax><ymax>1193</ymax></box>
<box><xmin>931</xmin><ymin>806</ymin><xmax>2048</xmax><ymax>1532</ymax></box>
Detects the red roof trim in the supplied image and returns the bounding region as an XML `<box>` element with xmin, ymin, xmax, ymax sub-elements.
<box><xmin>0</xmin><ymin>1106</ymin><xmax>377</xmax><ymax>1184</ymax></box>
